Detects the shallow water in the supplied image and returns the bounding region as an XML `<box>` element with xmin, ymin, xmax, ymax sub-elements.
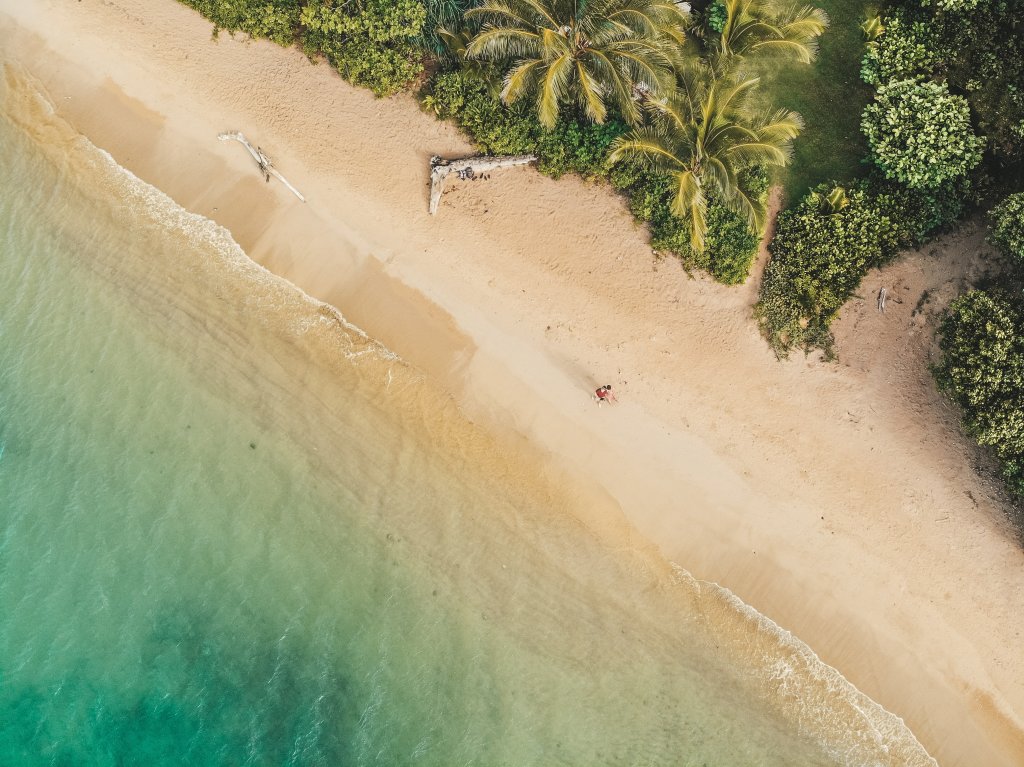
<box><xmin>0</xmin><ymin>65</ymin><xmax>934</xmax><ymax>766</ymax></box>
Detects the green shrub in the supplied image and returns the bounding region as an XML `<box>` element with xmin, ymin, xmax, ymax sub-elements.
<box><xmin>535</xmin><ymin>119</ymin><xmax>627</xmax><ymax>179</ymax></box>
<box><xmin>624</xmin><ymin>171</ymin><xmax>672</xmax><ymax>221</ymax></box>
<box><xmin>936</xmin><ymin>290</ymin><xmax>1024</xmax><ymax>496</ymax></box>
<box><xmin>423</xmin><ymin>69</ymin><xmax>540</xmax><ymax>154</ymax></box>
<box><xmin>653</xmin><ymin>200</ymin><xmax>762</xmax><ymax>284</ymax></box>
<box><xmin>860</xmin><ymin>9</ymin><xmax>939</xmax><ymax>86</ymax></box>
<box><xmin>178</xmin><ymin>0</ymin><xmax>301</xmax><ymax>45</ymax></box>
<box><xmin>862</xmin><ymin>79</ymin><xmax>985</xmax><ymax>189</ymax></box>
<box><xmin>619</xmin><ymin>168</ymin><xmax>765</xmax><ymax>285</ymax></box>
<box><xmin>989</xmin><ymin>192</ymin><xmax>1024</xmax><ymax>265</ymax></box>
<box><xmin>301</xmin><ymin>0</ymin><xmax>426</xmax><ymax>96</ymax></box>
<box><xmin>755</xmin><ymin>185</ymin><xmax>900</xmax><ymax>355</ymax></box>
<box><xmin>424</xmin><ymin>70</ymin><xmax>625</xmax><ymax>176</ymax></box>
<box><xmin>868</xmin><ymin>175</ymin><xmax>970</xmax><ymax>245</ymax></box>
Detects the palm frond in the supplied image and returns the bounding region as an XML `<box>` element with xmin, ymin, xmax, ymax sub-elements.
<box><xmin>538</xmin><ymin>53</ymin><xmax>574</xmax><ymax>126</ymax></box>
<box><xmin>608</xmin><ymin>130</ymin><xmax>687</xmax><ymax>172</ymax></box>
<box><xmin>674</xmin><ymin>169</ymin><xmax>708</xmax><ymax>252</ymax></box>
<box><xmin>725</xmin><ymin>140</ymin><xmax>790</xmax><ymax>167</ymax></box>
<box><xmin>466</xmin><ymin>26</ymin><xmax>541</xmax><ymax>59</ymax></box>
<box><xmin>575</xmin><ymin>60</ymin><xmax>609</xmax><ymax>124</ymax></box>
<box><xmin>502</xmin><ymin>58</ymin><xmax>546</xmax><ymax>104</ymax></box>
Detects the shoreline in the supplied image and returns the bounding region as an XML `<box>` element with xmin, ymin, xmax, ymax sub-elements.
<box><xmin>3</xmin><ymin>1</ymin><xmax>1024</xmax><ymax>763</ymax></box>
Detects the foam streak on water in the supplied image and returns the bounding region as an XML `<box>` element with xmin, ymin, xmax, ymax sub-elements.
<box><xmin>0</xmin><ymin>63</ymin><xmax>936</xmax><ymax>766</ymax></box>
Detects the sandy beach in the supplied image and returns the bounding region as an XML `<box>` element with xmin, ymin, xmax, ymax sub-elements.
<box><xmin>2</xmin><ymin>1</ymin><xmax>1023</xmax><ymax>763</ymax></box>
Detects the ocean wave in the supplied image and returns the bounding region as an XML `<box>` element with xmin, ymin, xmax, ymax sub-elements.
<box><xmin>2</xmin><ymin>57</ymin><xmax>939</xmax><ymax>767</ymax></box>
<box><xmin>0</xmin><ymin>60</ymin><xmax>399</xmax><ymax>368</ymax></box>
<box><xmin>671</xmin><ymin>564</ymin><xmax>938</xmax><ymax>767</ymax></box>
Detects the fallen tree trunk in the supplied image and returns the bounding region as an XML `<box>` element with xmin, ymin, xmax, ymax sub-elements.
<box><xmin>428</xmin><ymin>154</ymin><xmax>536</xmax><ymax>215</ymax></box>
<box><xmin>218</xmin><ymin>131</ymin><xmax>306</xmax><ymax>203</ymax></box>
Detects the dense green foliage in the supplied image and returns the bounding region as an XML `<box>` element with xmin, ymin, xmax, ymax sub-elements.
<box><xmin>859</xmin><ymin>8</ymin><xmax>937</xmax><ymax>86</ymax></box>
<box><xmin>714</xmin><ymin>0</ymin><xmax>829</xmax><ymax>64</ymax></box>
<box><xmin>178</xmin><ymin>0</ymin><xmax>301</xmax><ymax>45</ymax></box>
<box><xmin>463</xmin><ymin>0</ymin><xmax>690</xmax><ymax>128</ymax></box>
<box><xmin>757</xmin><ymin>185</ymin><xmax>894</xmax><ymax>354</ymax></box>
<box><xmin>936</xmin><ymin>290</ymin><xmax>1024</xmax><ymax>497</ymax></box>
<box><xmin>756</xmin><ymin>177</ymin><xmax>965</xmax><ymax>354</ymax></box>
<box><xmin>927</xmin><ymin>0</ymin><xmax>983</xmax><ymax>11</ymax></box>
<box><xmin>861</xmin><ymin>79</ymin><xmax>984</xmax><ymax>189</ymax></box>
<box><xmin>613</xmin><ymin>164</ymin><xmax>768</xmax><ymax>283</ymax></box>
<box><xmin>422</xmin><ymin>68</ymin><xmax>626</xmax><ymax>177</ymax></box>
<box><xmin>300</xmin><ymin>0</ymin><xmax>426</xmax><ymax>95</ymax></box>
<box><xmin>178</xmin><ymin>0</ymin><xmax>427</xmax><ymax>95</ymax></box>
<box><xmin>989</xmin><ymin>193</ymin><xmax>1024</xmax><ymax>265</ymax></box>
<box><xmin>706</xmin><ymin>1</ymin><xmax>729</xmax><ymax>33</ymax></box>
<box><xmin>608</xmin><ymin>64</ymin><xmax>801</xmax><ymax>252</ymax></box>
<box><xmin>866</xmin><ymin>0</ymin><xmax>1024</xmax><ymax>166</ymax></box>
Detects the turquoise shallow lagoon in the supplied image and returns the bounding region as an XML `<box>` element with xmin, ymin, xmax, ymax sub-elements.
<box><xmin>0</xmin><ymin>65</ymin><xmax>932</xmax><ymax>766</ymax></box>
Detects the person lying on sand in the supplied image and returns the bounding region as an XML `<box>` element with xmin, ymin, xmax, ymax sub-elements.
<box><xmin>594</xmin><ymin>385</ymin><xmax>617</xmax><ymax>405</ymax></box>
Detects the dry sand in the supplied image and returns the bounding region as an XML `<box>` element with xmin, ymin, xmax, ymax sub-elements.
<box><xmin>2</xmin><ymin>1</ymin><xmax>1023</xmax><ymax>763</ymax></box>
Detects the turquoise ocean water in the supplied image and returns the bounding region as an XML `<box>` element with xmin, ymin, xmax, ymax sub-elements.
<box><xmin>0</xmin><ymin>65</ymin><xmax>935</xmax><ymax>766</ymax></box>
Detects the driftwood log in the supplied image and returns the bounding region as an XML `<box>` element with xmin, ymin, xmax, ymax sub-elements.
<box><xmin>428</xmin><ymin>154</ymin><xmax>537</xmax><ymax>214</ymax></box>
<box><xmin>218</xmin><ymin>131</ymin><xmax>306</xmax><ymax>203</ymax></box>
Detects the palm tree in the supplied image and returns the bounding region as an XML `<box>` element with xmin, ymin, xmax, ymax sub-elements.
<box><xmin>464</xmin><ymin>0</ymin><xmax>692</xmax><ymax>129</ymax></box>
<box><xmin>608</xmin><ymin>64</ymin><xmax>802</xmax><ymax>252</ymax></box>
<box><xmin>437</xmin><ymin>26</ymin><xmax>503</xmax><ymax>95</ymax></box>
<box><xmin>715</xmin><ymin>0</ymin><xmax>828</xmax><ymax>65</ymax></box>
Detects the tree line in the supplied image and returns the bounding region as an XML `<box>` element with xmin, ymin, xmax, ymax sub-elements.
<box><xmin>177</xmin><ymin>0</ymin><xmax>1023</xmax><ymax>505</ymax></box>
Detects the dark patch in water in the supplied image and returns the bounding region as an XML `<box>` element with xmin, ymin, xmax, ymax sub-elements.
<box><xmin>0</xmin><ymin>607</ymin><xmax>358</xmax><ymax>766</ymax></box>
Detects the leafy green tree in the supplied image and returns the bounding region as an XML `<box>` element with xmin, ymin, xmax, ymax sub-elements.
<box><xmin>608</xmin><ymin>65</ymin><xmax>801</xmax><ymax>252</ymax></box>
<box><xmin>714</xmin><ymin>0</ymin><xmax>829</xmax><ymax>65</ymax></box>
<box><xmin>755</xmin><ymin>184</ymin><xmax>898</xmax><ymax>355</ymax></box>
<box><xmin>756</xmin><ymin>175</ymin><xmax>967</xmax><ymax>355</ymax></box>
<box><xmin>464</xmin><ymin>0</ymin><xmax>691</xmax><ymax>128</ymax></box>
<box><xmin>989</xmin><ymin>192</ymin><xmax>1024</xmax><ymax>266</ymax></box>
<box><xmin>937</xmin><ymin>290</ymin><xmax>1024</xmax><ymax>496</ymax></box>
<box><xmin>423</xmin><ymin>68</ymin><xmax>540</xmax><ymax>153</ymax></box>
<box><xmin>861</xmin><ymin>78</ymin><xmax>984</xmax><ymax>189</ymax></box>
<box><xmin>860</xmin><ymin>8</ymin><xmax>939</xmax><ymax>86</ymax></box>
<box><xmin>614</xmin><ymin>164</ymin><xmax>767</xmax><ymax>282</ymax></box>
<box><xmin>301</xmin><ymin>0</ymin><xmax>427</xmax><ymax>96</ymax></box>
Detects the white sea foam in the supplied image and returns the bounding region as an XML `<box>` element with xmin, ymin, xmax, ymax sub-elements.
<box><xmin>96</xmin><ymin>115</ymin><xmax>937</xmax><ymax>767</ymax></box>
<box><xmin>671</xmin><ymin>564</ymin><xmax>939</xmax><ymax>767</ymax></box>
<box><xmin>4</xmin><ymin>63</ymin><xmax>943</xmax><ymax>766</ymax></box>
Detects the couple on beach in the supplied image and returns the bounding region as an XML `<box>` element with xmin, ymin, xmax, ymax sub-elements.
<box><xmin>594</xmin><ymin>385</ymin><xmax>617</xmax><ymax>406</ymax></box>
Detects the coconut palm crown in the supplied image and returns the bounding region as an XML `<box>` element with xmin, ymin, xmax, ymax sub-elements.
<box><xmin>465</xmin><ymin>0</ymin><xmax>692</xmax><ymax>129</ymax></box>
<box><xmin>716</xmin><ymin>0</ymin><xmax>829</xmax><ymax>65</ymax></box>
<box><xmin>608</xmin><ymin>64</ymin><xmax>802</xmax><ymax>252</ymax></box>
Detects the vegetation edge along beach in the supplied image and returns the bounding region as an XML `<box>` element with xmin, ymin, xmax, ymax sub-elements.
<box><xmin>175</xmin><ymin>0</ymin><xmax>1023</xmax><ymax>510</ymax></box>
<box><xmin>6</xmin><ymin>0</ymin><xmax>1024</xmax><ymax>761</ymax></box>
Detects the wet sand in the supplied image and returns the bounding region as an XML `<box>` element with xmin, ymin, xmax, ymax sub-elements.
<box><xmin>2</xmin><ymin>1</ymin><xmax>1023</xmax><ymax>763</ymax></box>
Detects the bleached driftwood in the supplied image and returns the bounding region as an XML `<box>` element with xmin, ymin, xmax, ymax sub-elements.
<box><xmin>218</xmin><ymin>131</ymin><xmax>306</xmax><ymax>203</ymax></box>
<box><xmin>428</xmin><ymin>154</ymin><xmax>536</xmax><ymax>215</ymax></box>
